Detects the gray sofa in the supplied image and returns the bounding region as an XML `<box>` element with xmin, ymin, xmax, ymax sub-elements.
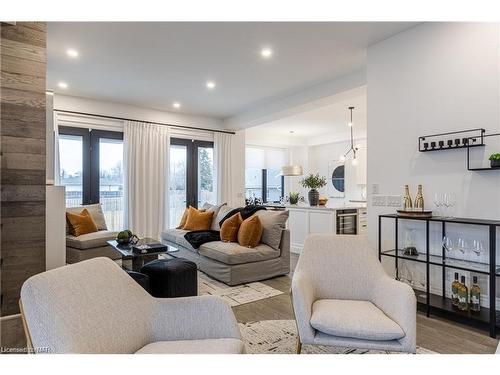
<box><xmin>65</xmin><ymin>204</ymin><xmax>121</xmax><ymax>263</ymax></box>
<box><xmin>161</xmin><ymin>204</ymin><xmax>290</xmax><ymax>286</ymax></box>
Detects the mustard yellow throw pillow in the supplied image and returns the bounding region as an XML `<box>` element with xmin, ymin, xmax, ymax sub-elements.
<box><xmin>183</xmin><ymin>206</ymin><xmax>214</xmax><ymax>231</ymax></box>
<box><xmin>177</xmin><ymin>207</ymin><xmax>190</xmax><ymax>229</ymax></box>
<box><xmin>220</xmin><ymin>213</ymin><xmax>243</xmax><ymax>243</ymax></box>
<box><xmin>237</xmin><ymin>214</ymin><xmax>263</xmax><ymax>248</ymax></box>
<box><xmin>66</xmin><ymin>208</ymin><xmax>98</xmax><ymax>237</ymax></box>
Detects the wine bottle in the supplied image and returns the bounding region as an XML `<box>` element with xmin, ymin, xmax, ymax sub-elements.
<box><xmin>451</xmin><ymin>272</ymin><xmax>460</xmax><ymax>307</ymax></box>
<box><xmin>403</xmin><ymin>185</ymin><xmax>413</xmax><ymax>211</ymax></box>
<box><xmin>414</xmin><ymin>184</ymin><xmax>424</xmax><ymax>211</ymax></box>
<box><xmin>458</xmin><ymin>275</ymin><xmax>468</xmax><ymax>311</ymax></box>
<box><xmin>470</xmin><ymin>276</ymin><xmax>481</xmax><ymax>312</ymax></box>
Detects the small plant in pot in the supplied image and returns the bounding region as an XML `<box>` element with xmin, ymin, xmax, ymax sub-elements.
<box><xmin>489</xmin><ymin>153</ymin><xmax>500</xmax><ymax>168</ymax></box>
<box><xmin>300</xmin><ymin>173</ymin><xmax>327</xmax><ymax>206</ymax></box>
<box><xmin>288</xmin><ymin>192</ymin><xmax>300</xmax><ymax>205</ymax></box>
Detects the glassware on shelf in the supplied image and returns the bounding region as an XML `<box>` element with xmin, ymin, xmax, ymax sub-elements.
<box><xmin>472</xmin><ymin>240</ymin><xmax>484</xmax><ymax>257</ymax></box>
<box><xmin>403</xmin><ymin>228</ymin><xmax>418</xmax><ymax>256</ymax></box>
<box><xmin>443</xmin><ymin>192</ymin><xmax>456</xmax><ymax>218</ymax></box>
<box><xmin>442</xmin><ymin>235</ymin><xmax>454</xmax><ymax>255</ymax></box>
<box><xmin>434</xmin><ymin>193</ymin><xmax>442</xmax><ymax>216</ymax></box>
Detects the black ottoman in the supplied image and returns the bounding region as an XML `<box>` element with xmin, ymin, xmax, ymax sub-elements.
<box><xmin>140</xmin><ymin>258</ymin><xmax>198</xmax><ymax>298</ymax></box>
<box><xmin>125</xmin><ymin>270</ymin><xmax>150</xmax><ymax>292</ymax></box>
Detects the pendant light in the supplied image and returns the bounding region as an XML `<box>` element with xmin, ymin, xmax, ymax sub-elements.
<box><xmin>281</xmin><ymin>131</ymin><xmax>303</xmax><ymax>176</ymax></box>
<box><xmin>339</xmin><ymin>106</ymin><xmax>359</xmax><ymax>166</ymax></box>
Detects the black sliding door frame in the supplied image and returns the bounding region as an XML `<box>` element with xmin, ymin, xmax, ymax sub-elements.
<box><xmin>170</xmin><ymin>138</ymin><xmax>214</xmax><ymax>209</ymax></box>
<box><xmin>59</xmin><ymin>126</ymin><xmax>91</xmax><ymax>205</ymax></box>
<box><xmin>89</xmin><ymin>129</ymin><xmax>124</xmax><ymax>204</ymax></box>
<box><xmin>58</xmin><ymin>126</ymin><xmax>123</xmax><ymax>205</ymax></box>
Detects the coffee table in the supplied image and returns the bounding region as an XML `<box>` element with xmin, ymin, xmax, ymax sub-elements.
<box><xmin>107</xmin><ymin>237</ymin><xmax>179</xmax><ymax>272</ymax></box>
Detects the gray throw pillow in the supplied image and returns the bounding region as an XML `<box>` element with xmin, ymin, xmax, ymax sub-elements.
<box><xmin>256</xmin><ymin>210</ymin><xmax>289</xmax><ymax>250</ymax></box>
<box><xmin>214</xmin><ymin>205</ymin><xmax>233</xmax><ymax>230</ymax></box>
<box><xmin>201</xmin><ymin>202</ymin><xmax>227</xmax><ymax>231</ymax></box>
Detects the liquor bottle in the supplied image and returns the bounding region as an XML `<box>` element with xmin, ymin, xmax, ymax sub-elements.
<box><xmin>457</xmin><ymin>276</ymin><xmax>468</xmax><ymax>311</ymax></box>
<box><xmin>451</xmin><ymin>272</ymin><xmax>460</xmax><ymax>307</ymax></box>
<box><xmin>403</xmin><ymin>185</ymin><xmax>413</xmax><ymax>211</ymax></box>
<box><xmin>470</xmin><ymin>276</ymin><xmax>481</xmax><ymax>312</ymax></box>
<box><xmin>414</xmin><ymin>184</ymin><xmax>424</xmax><ymax>211</ymax></box>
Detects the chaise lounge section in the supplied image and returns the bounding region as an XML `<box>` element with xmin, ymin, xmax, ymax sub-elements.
<box><xmin>161</xmin><ymin>205</ymin><xmax>290</xmax><ymax>286</ymax></box>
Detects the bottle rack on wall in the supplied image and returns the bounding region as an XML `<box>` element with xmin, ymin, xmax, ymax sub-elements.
<box><xmin>418</xmin><ymin>128</ymin><xmax>485</xmax><ymax>152</ymax></box>
<box><xmin>378</xmin><ymin>214</ymin><xmax>499</xmax><ymax>337</ymax></box>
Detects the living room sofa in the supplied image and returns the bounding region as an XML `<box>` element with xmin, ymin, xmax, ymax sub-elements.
<box><xmin>65</xmin><ymin>204</ymin><xmax>121</xmax><ymax>263</ymax></box>
<box><xmin>161</xmin><ymin>204</ymin><xmax>290</xmax><ymax>286</ymax></box>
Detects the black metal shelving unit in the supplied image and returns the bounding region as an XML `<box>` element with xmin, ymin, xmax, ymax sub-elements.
<box><xmin>378</xmin><ymin>214</ymin><xmax>500</xmax><ymax>337</ymax></box>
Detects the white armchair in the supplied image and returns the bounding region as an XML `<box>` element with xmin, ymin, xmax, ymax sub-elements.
<box><xmin>291</xmin><ymin>234</ymin><xmax>416</xmax><ymax>353</ymax></box>
<box><xmin>20</xmin><ymin>257</ymin><xmax>244</xmax><ymax>354</ymax></box>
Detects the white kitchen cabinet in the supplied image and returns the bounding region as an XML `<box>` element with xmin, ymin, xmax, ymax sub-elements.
<box><xmin>287</xmin><ymin>205</ymin><xmax>367</xmax><ymax>254</ymax></box>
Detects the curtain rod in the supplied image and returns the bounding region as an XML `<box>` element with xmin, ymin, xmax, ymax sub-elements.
<box><xmin>53</xmin><ymin>109</ymin><xmax>236</xmax><ymax>135</ymax></box>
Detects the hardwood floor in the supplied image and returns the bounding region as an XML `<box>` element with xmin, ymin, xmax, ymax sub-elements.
<box><xmin>233</xmin><ymin>254</ymin><xmax>499</xmax><ymax>354</ymax></box>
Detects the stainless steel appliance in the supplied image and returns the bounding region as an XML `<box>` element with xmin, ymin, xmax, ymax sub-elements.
<box><xmin>336</xmin><ymin>209</ymin><xmax>358</xmax><ymax>235</ymax></box>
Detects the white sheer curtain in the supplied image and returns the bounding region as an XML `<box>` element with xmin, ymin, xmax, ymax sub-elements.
<box><xmin>124</xmin><ymin>121</ymin><xmax>170</xmax><ymax>239</ymax></box>
<box><xmin>214</xmin><ymin>132</ymin><xmax>233</xmax><ymax>206</ymax></box>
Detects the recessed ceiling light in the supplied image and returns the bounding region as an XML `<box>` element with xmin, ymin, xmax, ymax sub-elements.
<box><xmin>173</xmin><ymin>102</ymin><xmax>181</xmax><ymax>109</ymax></box>
<box><xmin>58</xmin><ymin>82</ymin><xmax>68</xmax><ymax>89</ymax></box>
<box><xmin>206</xmin><ymin>81</ymin><xmax>216</xmax><ymax>90</ymax></box>
<box><xmin>260</xmin><ymin>48</ymin><xmax>273</xmax><ymax>59</ymax></box>
<box><xmin>66</xmin><ymin>49</ymin><xmax>79</xmax><ymax>58</ymax></box>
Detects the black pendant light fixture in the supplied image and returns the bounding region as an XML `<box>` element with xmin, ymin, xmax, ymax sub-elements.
<box><xmin>340</xmin><ymin>106</ymin><xmax>358</xmax><ymax>166</ymax></box>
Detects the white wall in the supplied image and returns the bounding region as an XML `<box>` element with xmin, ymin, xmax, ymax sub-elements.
<box><xmin>308</xmin><ymin>139</ymin><xmax>367</xmax><ymax>202</ymax></box>
<box><xmin>367</xmin><ymin>23</ymin><xmax>500</xmax><ymax>303</ymax></box>
<box><xmin>54</xmin><ymin>94</ymin><xmax>224</xmax><ymax>130</ymax></box>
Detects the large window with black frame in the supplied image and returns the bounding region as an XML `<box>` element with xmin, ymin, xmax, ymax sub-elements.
<box><xmin>58</xmin><ymin>126</ymin><xmax>124</xmax><ymax>231</ymax></box>
<box><xmin>245</xmin><ymin>146</ymin><xmax>285</xmax><ymax>205</ymax></box>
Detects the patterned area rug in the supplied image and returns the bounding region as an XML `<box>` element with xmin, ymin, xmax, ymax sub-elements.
<box><xmin>197</xmin><ymin>272</ymin><xmax>283</xmax><ymax>307</ymax></box>
<box><xmin>239</xmin><ymin>320</ymin><xmax>436</xmax><ymax>354</ymax></box>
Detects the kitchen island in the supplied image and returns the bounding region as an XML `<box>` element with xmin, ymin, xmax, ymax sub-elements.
<box><xmin>285</xmin><ymin>203</ymin><xmax>367</xmax><ymax>254</ymax></box>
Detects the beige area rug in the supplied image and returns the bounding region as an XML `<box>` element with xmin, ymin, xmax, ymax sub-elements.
<box><xmin>197</xmin><ymin>272</ymin><xmax>283</xmax><ymax>307</ymax></box>
<box><xmin>158</xmin><ymin>254</ymin><xmax>283</xmax><ymax>307</ymax></box>
<box><xmin>239</xmin><ymin>320</ymin><xmax>436</xmax><ymax>354</ymax></box>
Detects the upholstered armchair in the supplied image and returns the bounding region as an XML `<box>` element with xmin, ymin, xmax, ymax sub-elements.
<box><xmin>291</xmin><ymin>234</ymin><xmax>416</xmax><ymax>353</ymax></box>
<box><xmin>20</xmin><ymin>257</ymin><xmax>244</xmax><ymax>354</ymax></box>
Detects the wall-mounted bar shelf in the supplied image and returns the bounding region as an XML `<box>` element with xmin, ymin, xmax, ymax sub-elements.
<box><xmin>378</xmin><ymin>214</ymin><xmax>499</xmax><ymax>337</ymax></box>
<box><xmin>419</xmin><ymin>128</ymin><xmax>485</xmax><ymax>152</ymax></box>
<box><xmin>467</xmin><ymin>133</ymin><xmax>500</xmax><ymax>171</ymax></box>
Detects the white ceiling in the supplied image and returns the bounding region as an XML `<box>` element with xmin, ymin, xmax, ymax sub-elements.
<box><xmin>245</xmin><ymin>87</ymin><xmax>366</xmax><ymax>146</ymax></box>
<box><xmin>47</xmin><ymin>22</ymin><xmax>416</xmax><ymax>119</ymax></box>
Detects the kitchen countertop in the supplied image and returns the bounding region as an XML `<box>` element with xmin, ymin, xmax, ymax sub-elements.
<box><xmin>285</xmin><ymin>204</ymin><xmax>366</xmax><ymax>211</ymax></box>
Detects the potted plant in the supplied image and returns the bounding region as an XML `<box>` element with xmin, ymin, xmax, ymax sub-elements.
<box><xmin>489</xmin><ymin>153</ymin><xmax>500</xmax><ymax>168</ymax></box>
<box><xmin>300</xmin><ymin>173</ymin><xmax>327</xmax><ymax>206</ymax></box>
<box><xmin>288</xmin><ymin>192</ymin><xmax>300</xmax><ymax>205</ymax></box>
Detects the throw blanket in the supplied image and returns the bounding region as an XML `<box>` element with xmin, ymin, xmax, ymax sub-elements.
<box><xmin>218</xmin><ymin>205</ymin><xmax>267</xmax><ymax>227</ymax></box>
<box><xmin>183</xmin><ymin>205</ymin><xmax>267</xmax><ymax>249</ymax></box>
<box><xmin>183</xmin><ymin>230</ymin><xmax>221</xmax><ymax>249</ymax></box>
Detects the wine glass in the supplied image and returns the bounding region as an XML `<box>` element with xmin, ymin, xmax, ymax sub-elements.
<box><xmin>434</xmin><ymin>193</ymin><xmax>442</xmax><ymax>216</ymax></box>
<box><xmin>446</xmin><ymin>193</ymin><xmax>456</xmax><ymax>218</ymax></box>
<box><xmin>442</xmin><ymin>236</ymin><xmax>453</xmax><ymax>255</ymax></box>
<box><xmin>472</xmin><ymin>240</ymin><xmax>484</xmax><ymax>257</ymax></box>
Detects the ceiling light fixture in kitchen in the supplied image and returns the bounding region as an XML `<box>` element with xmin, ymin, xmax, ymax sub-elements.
<box><xmin>281</xmin><ymin>131</ymin><xmax>303</xmax><ymax>176</ymax></box>
<box><xmin>340</xmin><ymin>106</ymin><xmax>358</xmax><ymax>166</ymax></box>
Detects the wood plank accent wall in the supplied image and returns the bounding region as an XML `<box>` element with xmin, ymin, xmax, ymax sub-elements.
<box><xmin>1</xmin><ymin>22</ymin><xmax>46</xmax><ymax>324</ymax></box>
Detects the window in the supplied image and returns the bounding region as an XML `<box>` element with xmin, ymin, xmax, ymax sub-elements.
<box><xmin>169</xmin><ymin>138</ymin><xmax>215</xmax><ymax>227</ymax></box>
<box><xmin>245</xmin><ymin>147</ymin><xmax>285</xmax><ymax>203</ymax></box>
<box><xmin>58</xmin><ymin>127</ymin><xmax>124</xmax><ymax>231</ymax></box>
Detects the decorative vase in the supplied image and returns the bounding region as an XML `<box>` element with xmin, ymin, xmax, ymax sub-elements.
<box><xmin>289</xmin><ymin>195</ymin><xmax>299</xmax><ymax>205</ymax></box>
<box><xmin>491</xmin><ymin>160</ymin><xmax>500</xmax><ymax>168</ymax></box>
<box><xmin>308</xmin><ymin>189</ymin><xmax>320</xmax><ymax>206</ymax></box>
